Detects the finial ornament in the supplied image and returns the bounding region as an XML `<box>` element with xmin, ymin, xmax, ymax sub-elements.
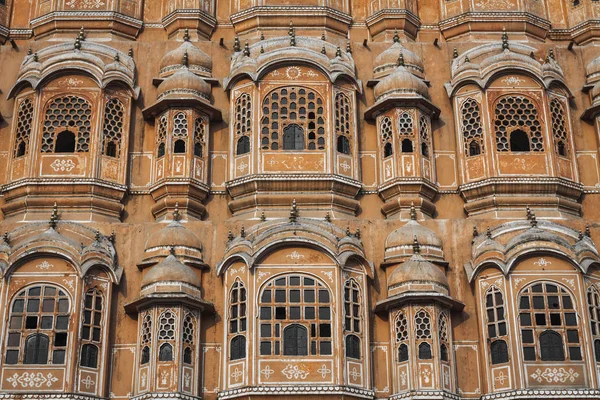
<box><xmin>526</xmin><ymin>205</ymin><xmax>532</xmax><ymax>220</ymax></box>
<box><xmin>183</xmin><ymin>27</ymin><xmax>190</xmax><ymax>42</ymax></box>
<box><xmin>50</xmin><ymin>202</ymin><xmax>58</xmax><ymax>229</ymax></box>
<box><xmin>170</xmin><ymin>246</ymin><xmax>176</xmax><ymax>255</ymax></box>
<box><xmin>182</xmin><ymin>50</ymin><xmax>189</xmax><ymax>67</ymax></box>
<box><xmin>501</xmin><ymin>28</ymin><xmax>509</xmax><ymax>50</ymax></box>
<box><xmin>33</xmin><ymin>53</ymin><xmax>38</xmax><ymax>62</ymax></box>
<box><xmin>240</xmin><ymin>225</ymin><xmax>246</xmax><ymax>238</ymax></box>
<box><xmin>486</xmin><ymin>227</ymin><xmax>492</xmax><ymax>239</ymax></box>
<box><xmin>321</xmin><ymin>32</ymin><xmax>326</xmax><ymax>41</ymax></box>
<box><xmin>27</xmin><ymin>47</ymin><xmax>32</xmax><ymax>55</ymax></box>
<box><xmin>473</xmin><ymin>225</ymin><xmax>479</xmax><ymax>237</ymax></box>
<box><xmin>530</xmin><ymin>210</ymin><xmax>538</xmax><ymax>228</ymax></box>
<box><xmin>398</xmin><ymin>52</ymin><xmax>405</xmax><ymax>67</ymax></box>
<box><xmin>346</xmin><ymin>226</ymin><xmax>352</xmax><ymax>236</ymax></box>
<box><xmin>410</xmin><ymin>202</ymin><xmax>416</xmax><ymax>220</ymax></box>
<box><xmin>260</xmin><ymin>31</ymin><xmax>264</xmax><ymax>41</ymax></box>
<box><xmin>114</xmin><ymin>53</ymin><xmax>120</xmax><ymax>63</ymax></box>
<box><xmin>260</xmin><ymin>211</ymin><xmax>266</xmax><ymax>221</ymax></box>
<box><xmin>346</xmin><ymin>40</ymin><xmax>352</xmax><ymax>54</ymax></box>
<box><xmin>453</xmin><ymin>48</ymin><xmax>459</xmax><ymax>58</ymax></box>
<box><xmin>548</xmin><ymin>48</ymin><xmax>555</xmax><ymax>60</ymax></box>
<box><xmin>289</xmin><ymin>199</ymin><xmax>298</xmax><ymax>223</ymax></box>
<box><xmin>95</xmin><ymin>230</ymin><xmax>102</xmax><ymax>242</ymax></box>
<box><xmin>412</xmin><ymin>236</ymin><xmax>421</xmax><ymax>254</ymax></box>
<box><xmin>464</xmin><ymin>55</ymin><xmax>470</xmax><ymax>63</ymax></box>
<box><xmin>321</xmin><ymin>45</ymin><xmax>326</xmax><ymax>55</ymax></box>
<box><xmin>74</xmin><ymin>37</ymin><xmax>81</xmax><ymax>50</ymax></box>
<box><xmin>173</xmin><ymin>202</ymin><xmax>181</xmax><ymax>221</ymax></box>
<box><xmin>355</xmin><ymin>228</ymin><xmax>361</xmax><ymax>239</ymax></box>
<box><xmin>234</xmin><ymin>36</ymin><xmax>241</xmax><ymax>52</ymax></box>
<box><xmin>243</xmin><ymin>40</ymin><xmax>250</xmax><ymax>56</ymax></box>
<box><xmin>128</xmin><ymin>47</ymin><xmax>134</xmax><ymax>57</ymax></box>
<box><xmin>336</xmin><ymin>46</ymin><xmax>342</xmax><ymax>57</ymax></box>
<box><xmin>228</xmin><ymin>230</ymin><xmax>234</xmax><ymax>241</ymax></box>
<box><xmin>586</xmin><ymin>224</ymin><xmax>591</xmax><ymax>237</ymax></box>
<box><xmin>78</xmin><ymin>26</ymin><xmax>86</xmax><ymax>41</ymax></box>
<box><xmin>260</xmin><ymin>45</ymin><xmax>264</xmax><ymax>54</ymax></box>
<box><xmin>108</xmin><ymin>231</ymin><xmax>116</xmax><ymax>243</ymax></box>
<box><xmin>393</xmin><ymin>29</ymin><xmax>399</xmax><ymax>43</ymax></box>
<box><xmin>2</xmin><ymin>232</ymin><xmax>9</xmax><ymax>245</ymax></box>
<box><xmin>325</xmin><ymin>212</ymin><xmax>331</xmax><ymax>222</ymax></box>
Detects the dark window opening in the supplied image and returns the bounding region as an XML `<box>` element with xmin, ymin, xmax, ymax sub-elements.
<box><xmin>398</xmin><ymin>343</ymin><xmax>409</xmax><ymax>362</ymax></box>
<box><xmin>401</xmin><ymin>139</ymin><xmax>413</xmax><ymax>153</ymax></box>
<box><xmin>80</xmin><ymin>344</ymin><xmax>98</xmax><ymax>368</ymax></box>
<box><xmin>230</xmin><ymin>335</ymin><xmax>246</xmax><ymax>360</ymax></box>
<box><xmin>345</xmin><ymin>335</ymin><xmax>360</xmax><ymax>359</ymax></box>
<box><xmin>510</xmin><ymin>129</ymin><xmax>530</xmax><ymax>152</ymax></box>
<box><xmin>237</xmin><ymin>136</ymin><xmax>250</xmax><ymax>155</ymax></box>
<box><xmin>157</xmin><ymin>143</ymin><xmax>166</xmax><ymax>158</ymax></box>
<box><xmin>106</xmin><ymin>141</ymin><xmax>117</xmax><ymax>158</ymax></box>
<box><xmin>337</xmin><ymin>136</ymin><xmax>350</xmax><ymax>155</ymax></box>
<box><xmin>158</xmin><ymin>343</ymin><xmax>173</xmax><ymax>362</ymax></box>
<box><xmin>540</xmin><ymin>330</ymin><xmax>565</xmax><ymax>361</ymax></box>
<box><xmin>418</xmin><ymin>342</ymin><xmax>432</xmax><ymax>360</ymax></box>
<box><xmin>595</xmin><ymin>339</ymin><xmax>600</xmax><ymax>363</ymax></box>
<box><xmin>283</xmin><ymin>124</ymin><xmax>304</xmax><ymax>150</ymax></box>
<box><xmin>421</xmin><ymin>142</ymin><xmax>429</xmax><ymax>157</ymax></box>
<box><xmin>24</xmin><ymin>334</ymin><xmax>49</xmax><ymax>364</ymax></box>
<box><xmin>384</xmin><ymin>143</ymin><xmax>393</xmax><ymax>158</ymax></box>
<box><xmin>194</xmin><ymin>143</ymin><xmax>202</xmax><ymax>157</ymax></box>
<box><xmin>557</xmin><ymin>140</ymin><xmax>567</xmax><ymax>157</ymax></box>
<box><xmin>174</xmin><ymin>139</ymin><xmax>186</xmax><ymax>154</ymax></box>
<box><xmin>184</xmin><ymin>347</ymin><xmax>193</xmax><ymax>364</ymax></box>
<box><xmin>490</xmin><ymin>340</ymin><xmax>509</xmax><ymax>364</ymax></box>
<box><xmin>440</xmin><ymin>344</ymin><xmax>448</xmax><ymax>362</ymax></box>
<box><xmin>283</xmin><ymin>324</ymin><xmax>308</xmax><ymax>356</ymax></box>
<box><xmin>55</xmin><ymin>130</ymin><xmax>76</xmax><ymax>153</ymax></box>
<box><xmin>16</xmin><ymin>141</ymin><xmax>26</xmax><ymax>158</ymax></box>
<box><xmin>469</xmin><ymin>141</ymin><xmax>481</xmax><ymax>156</ymax></box>
<box><xmin>141</xmin><ymin>346</ymin><xmax>150</xmax><ymax>364</ymax></box>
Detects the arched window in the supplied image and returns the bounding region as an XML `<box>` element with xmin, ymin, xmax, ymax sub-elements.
<box><xmin>550</xmin><ymin>98</ymin><xmax>569</xmax><ymax>158</ymax></box>
<box><xmin>236</xmin><ymin>136</ymin><xmax>250</xmax><ymax>155</ymax></box>
<box><xmin>157</xmin><ymin>114</ymin><xmax>168</xmax><ymax>158</ymax></box>
<box><xmin>283</xmin><ymin>324</ymin><xmax>308</xmax><ymax>356</ymax></box>
<box><xmin>14</xmin><ymin>98</ymin><xmax>34</xmax><ymax>158</ymax></box>
<box><xmin>419</xmin><ymin>114</ymin><xmax>431</xmax><ymax>158</ymax></box>
<box><xmin>588</xmin><ymin>286</ymin><xmax>600</xmax><ymax>362</ymax></box>
<box><xmin>173</xmin><ymin>112</ymin><xmax>188</xmax><ymax>153</ymax></box>
<box><xmin>261</xmin><ymin>87</ymin><xmax>325</xmax><ymax>150</ymax></box>
<box><xmin>491</xmin><ymin>340</ymin><xmax>509</xmax><ymax>364</ymax></box>
<box><xmin>102</xmin><ymin>98</ymin><xmax>124</xmax><ymax>158</ymax></box>
<box><xmin>485</xmin><ymin>286</ymin><xmax>509</xmax><ymax>364</ymax></box>
<box><xmin>283</xmin><ymin>124</ymin><xmax>304</xmax><ymax>150</ymax></box>
<box><xmin>5</xmin><ymin>285</ymin><xmax>70</xmax><ymax>365</ymax></box>
<box><xmin>337</xmin><ymin>135</ymin><xmax>350</xmax><ymax>155</ymax></box>
<box><xmin>230</xmin><ymin>335</ymin><xmax>246</xmax><ymax>360</ymax></box>
<box><xmin>41</xmin><ymin>96</ymin><xmax>91</xmax><ymax>153</ymax></box>
<box><xmin>438</xmin><ymin>312</ymin><xmax>450</xmax><ymax>362</ymax></box>
<box><xmin>494</xmin><ymin>96</ymin><xmax>543</xmax><ymax>152</ymax></box>
<box><xmin>401</xmin><ymin>139</ymin><xmax>413</xmax><ymax>153</ymax></box>
<box><xmin>395</xmin><ymin>311</ymin><xmax>409</xmax><ymax>362</ymax></box>
<box><xmin>335</xmin><ymin>92</ymin><xmax>352</xmax><ymax>155</ymax></box>
<box><xmin>193</xmin><ymin>117</ymin><xmax>206</xmax><ymax>157</ymax></box>
<box><xmin>140</xmin><ymin>312</ymin><xmax>152</xmax><ymax>365</ymax></box>
<box><xmin>461</xmin><ymin>98</ymin><xmax>484</xmax><ymax>157</ymax></box>
<box><xmin>80</xmin><ymin>344</ymin><xmax>99</xmax><ymax>368</ymax></box>
<box><xmin>415</xmin><ymin>310</ymin><xmax>432</xmax><ymax>360</ymax></box>
<box><xmin>259</xmin><ymin>274</ymin><xmax>331</xmax><ymax>356</ymax></box>
<box><xmin>518</xmin><ymin>282</ymin><xmax>580</xmax><ymax>361</ymax></box>
<box><xmin>346</xmin><ymin>335</ymin><xmax>361</xmax><ymax>359</ymax></box>
<box><xmin>55</xmin><ymin>130</ymin><xmax>76</xmax><ymax>153</ymax></box>
<box><xmin>398</xmin><ymin>112</ymin><xmax>414</xmax><ymax>153</ymax></box>
<box><xmin>159</xmin><ymin>343</ymin><xmax>173</xmax><ymax>361</ymax></box>
<box><xmin>182</xmin><ymin>312</ymin><xmax>195</xmax><ymax>365</ymax></box>
<box><xmin>380</xmin><ymin>117</ymin><xmax>393</xmax><ymax>158</ymax></box>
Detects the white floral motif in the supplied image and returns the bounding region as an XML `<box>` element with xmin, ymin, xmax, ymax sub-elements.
<box><xmin>140</xmin><ymin>372</ymin><xmax>147</xmax><ymax>387</ymax></box>
<box><xmin>175</xmin><ymin>160</ymin><xmax>183</xmax><ymax>173</ymax></box>
<box><xmin>349</xmin><ymin>367</ymin><xmax>361</xmax><ymax>381</ymax></box>
<box><xmin>63</xmin><ymin>279</ymin><xmax>75</xmax><ymax>291</ymax></box>
<box><xmin>530</xmin><ymin>367</ymin><xmax>579</xmax><ymax>383</ymax></box>
<box><xmin>399</xmin><ymin>370</ymin><xmax>408</xmax><ymax>386</ymax></box>
<box><xmin>286</xmin><ymin>66</ymin><xmax>302</xmax><ymax>80</ymax></box>
<box><xmin>317</xmin><ymin>364</ymin><xmax>331</xmax><ymax>378</ymax></box>
<box><xmin>7</xmin><ymin>372</ymin><xmax>59</xmax><ymax>388</ymax></box>
<box><xmin>562</xmin><ymin>278</ymin><xmax>575</xmax><ymax>289</ymax></box>
<box><xmin>514</xmin><ymin>277</ymin><xmax>526</xmax><ymax>288</ymax></box>
<box><xmin>421</xmin><ymin>367</ymin><xmax>431</xmax><ymax>384</ymax></box>
<box><xmin>261</xmin><ymin>365</ymin><xmax>274</xmax><ymax>379</ymax></box>
<box><xmin>494</xmin><ymin>371</ymin><xmax>508</xmax><ymax>386</ymax></box>
<box><xmin>66</xmin><ymin>0</ymin><xmax>105</xmax><ymax>8</ymax></box>
<box><xmin>36</xmin><ymin>261</ymin><xmax>53</xmax><ymax>270</ymax></box>
<box><xmin>339</xmin><ymin>160</ymin><xmax>351</xmax><ymax>172</ymax></box>
<box><xmin>160</xmin><ymin>370</ymin><xmax>169</xmax><ymax>385</ymax></box>
<box><xmin>231</xmin><ymin>367</ymin><xmax>243</xmax><ymax>382</ymax></box>
<box><xmin>81</xmin><ymin>375</ymin><xmax>95</xmax><ymax>389</ymax></box>
<box><xmin>281</xmin><ymin>364</ymin><xmax>310</xmax><ymax>379</ymax></box>
<box><xmin>322</xmin><ymin>271</ymin><xmax>333</xmax><ymax>282</ymax></box>
<box><xmin>257</xmin><ymin>271</ymin><xmax>271</xmax><ymax>281</ymax></box>
<box><xmin>50</xmin><ymin>159</ymin><xmax>76</xmax><ymax>172</ymax></box>
<box><xmin>501</xmin><ymin>76</ymin><xmax>526</xmax><ymax>86</ymax></box>
<box><xmin>237</xmin><ymin>161</ymin><xmax>248</xmax><ymax>173</ymax></box>
<box><xmin>534</xmin><ymin>258</ymin><xmax>552</xmax><ymax>267</ymax></box>
<box><xmin>286</xmin><ymin>251</ymin><xmax>305</xmax><ymax>260</ymax></box>
<box><xmin>184</xmin><ymin>372</ymin><xmax>191</xmax><ymax>388</ymax></box>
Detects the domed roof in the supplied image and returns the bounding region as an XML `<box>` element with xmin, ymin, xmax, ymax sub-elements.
<box><xmin>141</xmin><ymin>254</ymin><xmax>201</xmax><ymax>288</ymax></box>
<box><xmin>373</xmin><ymin>64</ymin><xmax>430</xmax><ymax>102</ymax></box>
<box><xmin>157</xmin><ymin>67</ymin><xmax>211</xmax><ymax>101</ymax></box>
<box><xmin>145</xmin><ymin>220</ymin><xmax>203</xmax><ymax>252</ymax></box>
<box><xmin>387</xmin><ymin>253</ymin><xmax>449</xmax><ymax>292</ymax></box>
<box><xmin>385</xmin><ymin>219</ymin><xmax>442</xmax><ymax>251</ymax></box>
<box><xmin>159</xmin><ymin>36</ymin><xmax>212</xmax><ymax>79</ymax></box>
<box><xmin>373</xmin><ymin>40</ymin><xmax>424</xmax><ymax>80</ymax></box>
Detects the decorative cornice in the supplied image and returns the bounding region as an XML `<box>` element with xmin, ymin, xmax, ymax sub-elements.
<box><xmin>481</xmin><ymin>388</ymin><xmax>600</xmax><ymax>399</ymax></box>
<box><xmin>218</xmin><ymin>385</ymin><xmax>375</xmax><ymax>399</ymax></box>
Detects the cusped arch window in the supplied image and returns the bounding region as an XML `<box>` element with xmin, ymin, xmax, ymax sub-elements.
<box><xmin>494</xmin><ymin>95</ymin><xmax>543</xmax><ymax>153</ymax></box>
<box><xmin>41</xmin><ymin>95</ymin><xmax>92</xmax><ymax>153</ymax></box>
<box><xmin>518</xmin><ymin>281</ymin><xmax>581</xmax><ymax>362</ymax></box>
<box><xmin>102</xmin><ymin>98</ymin><xmax>125</xmax><ymax>158</ymax></box>
<box><xmin>79</xmin><ymin>288</ymin><xmax>104</xmax><ymax>369</ymax></box>
<box><xmin>460</xmin><ymin>97</ymin><xmax>484</xmax><ymax>157</ymax></box>
<box><xmin>395</xmin><ymin>311</ymin><xmax>409</xmax><ymax>362</ymax></box>
<box><xmin>13</xmin><ymin>97</ymin><xmax>34</xmax><ymax>158</ymax></box>
<box><xmin>258</xmin><ymin>274</ymin><xmax>332</xmax><ymax>356</ymax></box>
<box><xmin>484</xmin><ymin>286</ymin><xmax>509</xmax><ymax>364</ymax></box>
<box><xmin>235</xmin><ymin>93</ymin><xmax>252</xmax><ymax>155</ymax></box>
<box><xmin>415</xmin><ymin>309</ymin><xmax>432</xmax><ymax>360</ymax></box>
<box><xmin>587</xmin><ymin>285</ymin><xmax>600</xmax><ymax>362</ymax></box>
<box><xmin>5</xmin><ymin>285</ymin><xmax>70</xmax><ymax>365</ymax></box>
<box><xmin>229</xmin><ymin>279</ymin><xmax>247</xmax><ymax>360</ymax></box>
<box><xmin>344</xmin><ymin>278</ymin><xmax>363</xmax><ymax>360</ymax></box>
<box><xmin>139</xmin><ymin>312</ymin><xmax>152</xmax><ymax>365</ymax></box>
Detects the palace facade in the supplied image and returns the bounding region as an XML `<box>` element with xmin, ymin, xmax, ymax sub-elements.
<box><xmin>1</xmin><ymin>0</ymin><xmax>600</xmax><ymax>399</ymax></box>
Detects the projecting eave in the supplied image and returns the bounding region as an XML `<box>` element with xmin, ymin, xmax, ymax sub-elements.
<box><xmin>142</xmin><ymin>96</ymin><xmax>222</xmax><ymax>121</ymax></box>
<box><xmin>124</xmin><ymin>293</ymin><xmax>215</xmax><ymax>314</ymax></box>
<box><xmin>374</xmin><ymin>291</ymin><xmax>464</xmax><ymax>314</ymax></box>
<box><xmin>364</xmin><ymin>95</ymin><xmax>440</xmax><ymax>120</ymax></box>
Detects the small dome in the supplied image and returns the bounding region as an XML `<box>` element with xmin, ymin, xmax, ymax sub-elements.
<box><xmin>157</xmin><ymin>67</ymin><xmax>211</xmax><ymax>101</ymax></box>
<box><xmin>387</xmin><ymin>253</ymin><xmax>449</xmax><ymax>292</ymax></box>
<box><xmin>385</xmin><ymin>220</ymin><xmax>442</xmax><ymax>251</ymax></box>
<box><xmin>141</xmin><ymin>254</ymin><xmax>201</xmax><ymax>288</ymax></box>
<box><xmin>159</xmin><ymin>40</ymin><xmax>212</xmax><ymax>78</ymax></box>
<box><xmin>145</xmin><ymin>220</ymin><xmax>203</xmax><ymax>252</ymax></box>
<box><xmin>587</xmin><ymin>55</ymin><xmax>600</xmax><ymax>79</ymax></box>
<box><xmin>373</xmin><ymin>65</ymin><xmax>430</xmax><ymax>102</ymax></box>
<box><xmin>373</xmin><ymin>41</ymin><xmax>424</xmax><ymax>80</ymax></box>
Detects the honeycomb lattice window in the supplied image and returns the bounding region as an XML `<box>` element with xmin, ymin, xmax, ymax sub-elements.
<box><xmin>460</xmin><ymin>98</ymin><xmax>484</xmax><ymax>157</ymax></box>
<box><xmin>140</xmin><ymin>312</ymin><xmax>152</xmax><ymax>364</ymax></box>
<box><xmin>102</xmin><ymin>98</ymin><xmax>124</xmax><ymax>158</ymax></box>
<box><xmin>395</xmin><ymin>311</ymin><xmax>409</xmax><ymax>362</ymax></box>
<box><xmin>158</xmin><ymin>310</ymin><xmax>176</xmax><ymax>340</ymax></box>
<box><xmin>397</xmin><ymin>111</ymin><xmax>414</xmax><ymax>153</ymax></box>
<box><xmin>494</xmin><ymin>96</ymin><xmax>543</xmax><ymax>152</ymax></box>
<box><xmin>587</xmin><ymin>286</ymin><xmax>600</xmax><ymax>362</ymax></box>
<box><xmin>235</xmin><ymin>93</ymin><xmax>252</xmax><ymax>155</ymax></box>
<box><xmin>41</xmin><ymin>96</ymin><xmax>92</xmax><ymax>153</ymax></box>
<box><xmin>419</xmin><ymin>114</ymin><xmax>431</xmax><ymax>158</ymax></box>
<box><xmin>550</xmin><ymin>98</ymin><xmax>569</xmax><ymax>158</ymax></box>
<box><xmin>173</xmin><ymin>112</ymin><xmax>188</xmax><ymax>154</ymax></box>
<box><xmin>438</xmin><ymin>312</ymin><xmax>449</xmax><ymax>362</ymax></box>
<box><xmin>156</xmin><ymin>114</ymin><xmax>168</xmax><ymax>158</ymax></box>
<box><xmin>14</xmin><ymin>98</ymin><xmax>34</xmax><ymax>158</ymax></box>
<box><xmin>335</xmin><ymin>92</ymin><xmax>352</xmax><ymax>155</ymax></box>
<box><xmin>5</xmin><ymin>285</ymin><xmax>70</xmax><ymax>365</ymax></box>
<box><xmin>415</xmin><ymin>309</ymin><xmax>432</xmax><ymax>360</ymax></box>
<box><xmin>182</xmin><ymin>312</ymin><xmax>195</xmax><ymax>364</ymax></box>
<box><xmin>193</xmin><ymin>117</ymin><xmax>206</xmax><ymax>157</ymax></box>
<box><xmin>260</xmin><ymin>87</ymin><xmax>325</xmax><ymax>151</ymax></box>
<box><xmin>380</xmin><ymin>117</ymin><xmax>393</xmax><ymax>158</ymax></box>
